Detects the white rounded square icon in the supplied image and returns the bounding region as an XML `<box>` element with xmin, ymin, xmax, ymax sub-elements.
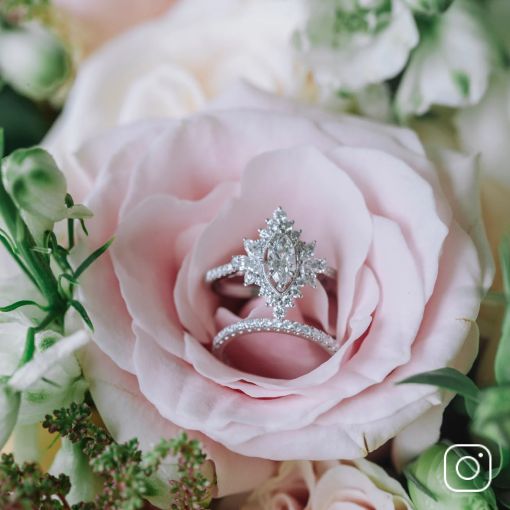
<box><xmin>443</xmin><ymin>444</ymin><xmax>492</xmax><ymax>493</ymax></box>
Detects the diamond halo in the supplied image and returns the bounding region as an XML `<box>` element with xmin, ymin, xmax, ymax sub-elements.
<box><xmin>236</xmin><ymin>207</ymin><xmax>327</xmax><ymax>320</ymax></box>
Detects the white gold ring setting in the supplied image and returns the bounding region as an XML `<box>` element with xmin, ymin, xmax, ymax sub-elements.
<box><xmin>206</xmin><ymin>208</ymin><xmax>338</xmax><ymax>357</ymax></box>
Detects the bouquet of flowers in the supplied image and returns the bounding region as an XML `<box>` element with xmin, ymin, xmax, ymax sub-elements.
<box><xmin>1</xmin><ymin>0</ymin><xmax>509</xmax><ymax>508</ymax></box>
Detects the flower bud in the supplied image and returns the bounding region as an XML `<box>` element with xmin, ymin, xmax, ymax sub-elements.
<box><xmin>2</xmin><ymin>147</ymin><xmax>68</xmax><ymax>224</ymax></box>
<box><xmin>407</xmin><ymin>443</ymin><xmax>497</xmax><ymax>509</ymax></box>
<box><xmin>403</xmin><ymin>0</ymin><xmax>454</xmax><ymax>15</ymax></box>
<box><xmin>472</xmin><ymin>386</ymin><xmax>510</xmax><ymax>450</ymax></box>
<box><xmin>0</xmin><ymin>22</ymin><xmax>70</xmax><ymax>101</ymax></box>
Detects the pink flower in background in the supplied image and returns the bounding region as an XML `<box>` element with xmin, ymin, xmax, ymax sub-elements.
<box><xmin>68</xmin><ymin>85</ymin><xmax>492</xmax><ymax>496</ymax></box>
<box><xmin>53</xmin><ymin>0</ymin><xmax>176</xmax><ymax>54</ymax></box>
<box><xmin>240</xmin><ymin>459</ymin><xmax>412</xmax><ymax>510</ymax></box>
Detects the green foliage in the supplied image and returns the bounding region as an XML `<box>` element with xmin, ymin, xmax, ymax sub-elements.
<box><xmin>398</xmin><ymin>367</ymin><xmax>481</xmax><ymax>417</ymax></box>
<box><xmin>0</xmin><ymin>453</ymin><xmax>71</xmax><ymax>509</ymax></box>
<box><xmin>91</xmin><ymin>438</ymin><xmax>175</xmax><ymax>510</ymax></box>
<box><xmin>169</xmin><ymin>433</ymin><xmax>212</xmax><ymax>510</ymax></box>
<box><xmin>1</xmin><ymin>402</ymin><xmax>212</xmax><ymax>509</ymax></box>
<box><xmin>0</xmin><ymin>137</ymin><xmax>111</xmax><ymax>367</ymax></box>
<box><xmin>406</xmin><ymin>443</ymin><xmax>498</xmax><ymax>510</ymax></box>
<box><xmin>43</xmin><ymin>402</ymin><xmax>111</xmax><ymax>459</ymax></box>
<box><xmin>473</xmin><ymin>386</ymin><xmax>510</xmax><ymax>450</ymax></box>
<box><xmin>40</xmin><ymin>403</ymin><xmax>212</xmax><ymax>509</ymax></box>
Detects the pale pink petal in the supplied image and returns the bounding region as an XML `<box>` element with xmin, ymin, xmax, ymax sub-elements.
<box><xmin>329</xmin><ymin>147</ymin><xmax>450</xmax><ymax>300</ymax></box>
<box><xmin>80</xmin><ymin>342</ymin><xmax>276</xmax><ymax>497</ymax></box>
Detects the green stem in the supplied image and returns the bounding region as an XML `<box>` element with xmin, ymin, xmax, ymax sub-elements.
<box><xmin>19</xmin><ymin>327</ymin><xmax>35</xmax><ymax>367</ymax></box>
<box><xmin>0</xmin><ymin>229</ymin><xmax>38</xmax><ymax>288</ymax></box>
<box><xmin>0</xmin><ymin>174</ymin><xmax>64</xmax><ymax>309</ymax></box>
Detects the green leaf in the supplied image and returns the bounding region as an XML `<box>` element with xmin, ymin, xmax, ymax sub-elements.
<box><xmin>489</xmin><ymin>445</ymin><xmax>510</xmax><ymax>481</ymax></box>
<box><xmin>398</xmin><ymin>367</ymin><xmax>481</xmax><ymax>403</ymax></box>
<box><xmin>58</xmin><ymin>273</ymin><xmax>78</xmax><ymax>286</ymax></box>
<box><xmin>19</xmin><ymin>327</ymin><xmax>36</xmax><ymax>366</ymax></box>
<box><xmin>70</xmin><ymin>300</ymin><xmax>93</xmax><ymax>331</ymax></box>
<box><xmin>472</xmin><ymin>386</ymin><xmax>510</xmax><ymax>450</ymax></box>
<box><xmin>496</xmin><ymin>236</ymin><xmax>510</xmax><ymax>385</ymax></box>
<box><xmin>73</xmin><ymin>237</ymin><xmax>113</xmax><ymax>280</ymax></box>
<box><xmin>0</xmin><ymin>299</ymin><xmax>47</xmax><ymax>312</ymax></box>
<box><xmin>403</xmin><ymin>466</ymin><xmax>438</xmax><ymax>502</ymax></box>
<box><xmin>79</xmin><ymin>218</ymin><xmax>88</xmax><ymax>236</ymax></box>
<box><xmin>0</xmin><ymin>229</ymin><xmax>37</xmax><ymax>287</ymax></box>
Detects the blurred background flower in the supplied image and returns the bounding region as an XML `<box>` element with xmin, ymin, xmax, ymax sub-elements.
<box><xmin>44</xmin><ymin>0</ymin><xmax>305</xmax><ymax>186</ymax></box>
<box><xmin>240</xmin><ymin>459</ymin><xmax>413</xmax><ymax>510</ymax></box>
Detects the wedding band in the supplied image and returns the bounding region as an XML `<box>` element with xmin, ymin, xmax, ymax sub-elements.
<box><xmin>212</xmin><ymin>318</ymin><xmax>338</xmax><ymax>357</ymax></box>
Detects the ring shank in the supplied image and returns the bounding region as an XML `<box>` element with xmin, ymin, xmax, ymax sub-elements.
<box><xmin>206</xmin><ymin>261</ymin><xmax>337</xmax><ymax>299</ymax></box>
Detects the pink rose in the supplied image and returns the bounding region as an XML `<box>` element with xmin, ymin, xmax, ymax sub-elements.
<box><xmin>70</xmin><ymin>85</ymin><xmax>492</xmax><ymax>496</ymax></box>
<box><xmin>240</xmin><ymin>459</ymin><xmax>412</xmax><ymax>510</ymax></box>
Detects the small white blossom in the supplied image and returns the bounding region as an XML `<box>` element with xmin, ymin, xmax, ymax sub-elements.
<box><xmin>395</xmin><ymin>0</ymin><xmax>501</xmax><ymax>118</ymax></box>
<box><xmin>295</xmin><ymin>0</ymin><xmax>418</xmax><ymax>91</ymax></box>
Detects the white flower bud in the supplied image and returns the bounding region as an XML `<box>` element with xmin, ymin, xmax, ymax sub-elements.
<box><xmin>2</xmin><ymin>147</ymin><xmax>68</xmax><ymax>224</ymax></box>
<box><xmin>0</xmin><ymin>22</ymin><xmax>70</xmax><ymax>101</ymax></box>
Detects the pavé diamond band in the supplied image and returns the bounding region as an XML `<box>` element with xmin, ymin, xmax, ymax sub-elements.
<box><xmin>212</xmin><ymin>318</ymin><xmax>338</xmax><ymax>357</ymax></box>
<box><xmin>206</xmin><ymin>208</ymin><xmax>338</xmax><ymax>358</ymax></box>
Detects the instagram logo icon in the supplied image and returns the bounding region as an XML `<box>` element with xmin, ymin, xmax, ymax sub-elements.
<box><xmin>443</xmin><ymin>444</ymin><xmax>492</xmax><ymax>493</ymax></box>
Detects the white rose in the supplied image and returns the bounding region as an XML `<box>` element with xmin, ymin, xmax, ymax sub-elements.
<box><xmin>295</xmin><ymin>0</ymin><xmax>418</xmax><ymax>92</ymax></box>
<box><xmin>44</xmin><ymin>0</ymin><xmax>305</xmax><ymax>192</ymax></box>
<box><xmin>395</xmin><ymin>0</ymin><xmax>501</xmax><ymax>119</ymax></box>
<box><xmin>241</xmin><ymin>459</ymin><xmax>413</xmax><ymax>510</ymax></box>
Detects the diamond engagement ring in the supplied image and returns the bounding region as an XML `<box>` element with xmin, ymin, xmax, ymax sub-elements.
<box><xmin>206</xmin><ymin>207</ymin><xmax>338</xmax><ymax>357</ymax></box>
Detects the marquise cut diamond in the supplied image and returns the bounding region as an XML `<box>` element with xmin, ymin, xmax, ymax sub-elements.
<box><xmin>240</xmin><ymin>207</ymin><xmax>327</xmax><ymax>320</ymax></box>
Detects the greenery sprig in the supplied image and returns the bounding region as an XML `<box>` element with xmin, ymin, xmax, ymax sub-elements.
<box><xmin>0</xmin><ymin>136</ymin><xmax>112</xmax><ymax>367</ymax></box>
<box><xmin>169</xmin><ymin>434</ymin><xmax>212</xmax><ymax>510</ymax></box>
<box><xmin>1</xmin><ymin>402</ymin><xmax>212</xmax><ymax>509</ymax></box>
<box><xmin>0</xmin><ymin>452</ymin><xmax>71</xmax><ymax>509</ymax></box>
